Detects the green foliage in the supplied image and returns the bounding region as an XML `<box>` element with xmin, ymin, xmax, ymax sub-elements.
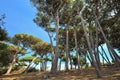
<box><xmin>59</xmin><ymin>54</ymin><xmax>66</xmax><ymax>62</ymax></box>
<box><xmin>20</xmin><ymin>56</ymin><xmax>36</xmax><ymax>62</ymax></box>
<box><xmin>0</xmin><ymin>68</ymin><xmax>7</xmax><ymax>75</ymax></box>
<box><xmin>44</xmin><ymin>57</ymin><xmax>52</xmax><ymax>62</ymax></box>
<box><xmin>32</xmin><ymin>42</ymin><xmax>51</xmax><ymax>55</ymax></box>
<box><xmin>72</xmin><ymin>56</ymin><xmax>78</xmax><ymax>66</ymax></box>
<box><xmin>71</xmin><ymin>55</ymin><xmax>88</xmax><ymax>68</ymax></box>
<box><xmin>0</xmin><ymin>42</ymin><xmax>11</xmax><ymax>67</ymax></box>
<box><xmin>0</xmin><ymin>41</ymin><xmax>25</xmax><ymax>67</ymax></box>
<box><xmin>0</xmin><ymin>42</ymin><xmax>19</xmax><ymax>67</ymax></box>
<box><xmin>12</xmin><ymin>34</ymin><xmax>42</xmax><ymax>48</ymax></box>
<box><xmin>0</xmin><ymin>14</ymin><xmax>9</xmax><ymax>41</ymax></box>
<box><xmin>102</xmin><ymin>15</ymin><xmax>120</xmax><ymax>50</ymax></box>
<box><xmin>34</xmin><ymin>57</ymin><xmax>42</xmax><ymax>63</ymax></box>
<box><xmin>0</xmin><ymin>27</ymin><xmax>8</xmax><ymax>41</ymax></box>
<box><xmin>13</xmin><ymin>64</ymin><xmax>23</xmax><ymax>71</ymax></box>
<box><xmin>30</xmin><ymin>0</ymin><xmax>120</xmax><ymax>73</ymax></box>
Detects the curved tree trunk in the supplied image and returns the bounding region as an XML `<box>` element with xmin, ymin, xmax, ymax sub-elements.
<box><xmin>51</xmin><ymin>12</ymin><xmax>59</xmax><ymax>73</ymax></box>
<box><xmin>79</xmin><ymin>4</ymin><xmax>102</xmax><ymax>77</ymax></box>
<box><xmin>5</xmin><ymin>46</ymin><xmax>25</xmax><ymax>75</ymax></box>
<box><xmin>33</xmin><ymin>62</ymin><xmax>39</xmax><ymax>69</ymax></box>
<box><xmin>5</xmin><ymin>53</ymin><xmax>17</xmax><ymax>75</ymax></box>
<box><xmin>94</xmin><ymin>13</ymin><xmax>120</xmax><ymax>66</ymax></box>
<box><xmin>82</xmin><ymin>23</ymin><xmax>102</xmax><ymax>78</ymax></box>
<box><xmin>47</xmin><ymin>31</ymin><xmax>56</xmax><ymax>72</ymax></box>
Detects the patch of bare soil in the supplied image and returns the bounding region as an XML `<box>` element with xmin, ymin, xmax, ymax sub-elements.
<box><xmin>0</xmin><ymin>67</ymin><xmax>120</xmax><ymax>80</ymax></box>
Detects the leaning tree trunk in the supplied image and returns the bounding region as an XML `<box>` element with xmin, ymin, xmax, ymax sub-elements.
<box><xmin>94</xmin><ymin>13</ymin><xmax>120</xmax><ymax>66</ymax></box>
<box><xmin>51</xmin><ymin>12</ymin><xmax>59</xmax><ymax>73</ymax></box>
<box><xmin>100</xmin><ymin>45</ymin><xmax>111</xmax><ymax>64</ymax></box>
<box><xmin>5</xmin><ymin>53</ymin><xmax>17</xmax><ymax>75</ymax></box>
<box><xmin>33</xmin><ymin>62</ymin><xmax>39</xmax><ymax>69</ymax></box>
<box><xmin>5</xmin><ymin>46</ymin><xmax>25</xmax><ymax>75</ymax></box>
<box><xmin>22</xmin><ymin>57</ymin><xmax>37</xmax><ymax>73</ymax></box>
<box><xmin>106</xmin><ymin>45</ymin><xmax>116</xmax><ymax>63</ymax></box>
<box><xmin>87</xmin><ymin>53</ymin><xmax>93</xmax><ymax>66</ymax></box>
<box><xmin>74</xmin><ymin>27</ymin><xmax>81</xmax><ymax>70</ymax></box>
<box><xmin>79</xmin><ymin>3</ymin><xmax>102</xmax><ymax>77</ymax></box>
<box><xmin>98</xmin><ymin>50</ymin><xmax>110</xmax><ymax>65</ymax></box>
<box><xmin>82</xmin><ymin>21</ymin><xmax>102</xmax><ymax>78</ymax></box>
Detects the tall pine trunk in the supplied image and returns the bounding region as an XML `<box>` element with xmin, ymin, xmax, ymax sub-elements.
<box><xmin>65</xmin><ymin>28</ymin><xmax>69</xmax><ymax>71</ymax></box>
<box><xmin>51</xmin><ymin>12</ymin><xmax>59</xmax><ymax>73</ymax></box>
<box><xmin>74</xmin><ymin>27</ymin><xmax>81</xmax><ymax>70</ymax></box>
<box><xmin>47</xmin><ymin>31</ymin><xmax>56</xmax><ymax>72</ymax></box>
<box><xmin>95</xmin><ymin>25</ymin><xmax>101</xmax><ymax>70</ymax></box>
<box><xmin>69</xmin><ymin>54</ymin><xmax>73</xmax><ymax>70</ymax></box>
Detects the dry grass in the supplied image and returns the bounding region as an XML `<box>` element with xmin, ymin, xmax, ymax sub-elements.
<box><xmin>0</xmin><ymin>67</ymin><xmax>120</xmax><ymax>80</ymax></box>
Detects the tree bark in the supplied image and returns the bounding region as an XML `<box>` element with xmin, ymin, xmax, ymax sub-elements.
<box><xmin>98</xmin><ymin>50</ymin><xmax>110</xmax><ymax>64</ymax></box>
<box><xmin>5</xmin><ymin>53</ymin><xmax>17</xmax><ymax>75</ymax></box>
<box><xmin>69</xmin><ymin>53</ymin><xmax>73</xmax><ymax>70</ymax></box>
<box><xmin>82</xmin><ymin>24</ymin><xmax>102</xmax><ymax>77</ymax></box>
<box><xmin>51</xmin><ymin>12</ymin><xmax>59</xmax><ymax>73</ymax></box>
<box><xmin>95</xmin><ymin>25</ymin><xmax>101</xmax><ymax>70</ymax></box>
<box><xmin>79</xmin><ymin>4</ymin><xmax>102</xmax><ymax>77</ymax></box>
<box><xmin>22</xmin><ymin>57</ymin><xmax>37</xmax><ymax>73</ymax></box>
<box><xmin>100</xmin><ymin>45</ymin><xmax>111</xmax><ymax>64</ymax></box>
<box><xmin>59</xmin><ymin>58</ymin><xmax>62</xmax><ymax>71</ymax></box>
<box><xmin>47</xmin><ymin>31</ymin><xmax>56</xmax><ymax>72</ymax></box>
<box><xmin>44</xmin><ymin>61</ymin><xmax>47</xmax><ymax>71</ymax></box>
<box><xmin>94</xmin><ymin>13</ymin><xmax>120</xmax><ymax>66</ymax></box>
<box><xmin>74</xmin><ymin>28</ymin><xmax>81</xmax><ymax>70</ymax></box>
<box><xmin>65</xmin><ymin>29</ymin><xmax>69</xmax><ymax>71</ymax></box>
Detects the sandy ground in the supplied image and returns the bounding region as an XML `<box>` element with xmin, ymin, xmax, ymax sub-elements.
<box><xmin>0</xmin><ymin>67</ymin><xmax>120</xmax><ymax>80</ymax></box>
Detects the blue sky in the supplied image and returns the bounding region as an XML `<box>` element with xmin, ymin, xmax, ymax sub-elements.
<box><xmin>0</xmin><ymin>0</ymin><xmax>49</xmax><ymax>42</ymax></box>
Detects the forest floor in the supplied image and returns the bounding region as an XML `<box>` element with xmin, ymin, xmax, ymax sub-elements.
<box><xmin>0</xmin><ymin>66</ymin><xmax>120</xmax><ymax>80</ymax></box>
